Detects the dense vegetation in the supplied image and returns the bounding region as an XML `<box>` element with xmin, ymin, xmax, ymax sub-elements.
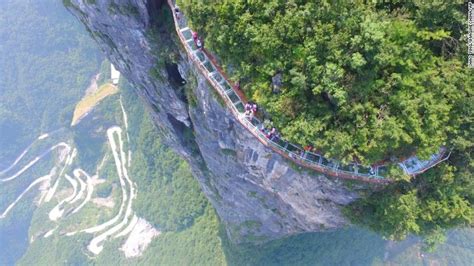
<box><xmin>122</xmin><ymin>80</ymin><xmax>209</xmax><ymax>232</ymax></box>
<box><xmin>84</xmin><ymin>80</ymin><xmax>225</xmax><ymax>264</ymax></box>
<box><xmin>17</xmin><ymin>78</ymin><xmax>226</xmax><ymax>265</ymax></box>
<box><xmin>178</xmin><ymin>0</ymin><xmax>471</xmax><ymax>164</ymax></box>
<box><xmin>2</xmin><ymin>0</ymin><xmax>472</xmax><ymax>264</ymax></box>
<box><xmin>223</xmin><ymin>227</ymin><xmax>474</xmax><ymax>265</ymax></box>
<box><xmin>0</xmin><ymin>0</ymin><xmax>100</xmax><ymax>163</ymax></box>
<box><xmin>0</xmin><ymin>0</ymin><xmax>100</xmax><ymax>264</ymax></box>
<box><xmin>178</xmin><ymin>0</ymin><xmax>473</xmax><ymax>248</ymax></box>
<box><xmin>346</xmin><ymin>88</ymin><xmax>473</xmax><ymax>249</ymax></box>
<box><xmin>346</xmin><ymin>160</ymin><xmax>473</xmax><ymax>251</ymax></box>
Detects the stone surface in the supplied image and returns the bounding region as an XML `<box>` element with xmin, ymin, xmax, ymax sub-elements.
<box><xmin>65</xmin><ymin>0</ymin><xmax>371</xmax><ymax>243</ymax></box>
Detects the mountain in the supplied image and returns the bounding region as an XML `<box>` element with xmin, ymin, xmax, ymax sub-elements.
<box><xmin>0</xmin><ymin>0</ymin><xmax>100</xmax><ymax>263</ymax></box>
<box><xmin>63</xmin><ymin>0</ymin><xmax>472</xmax><ymax>246</ymax></box>
<box><xmin>0</xmin><ymin>0</ymin><xmax>472</xmax><ymax>265</ymax></box>
<box><xmin>63</xmin><ymin>0</ymin><xmax>363</xmax><ymax>243</ymax></box>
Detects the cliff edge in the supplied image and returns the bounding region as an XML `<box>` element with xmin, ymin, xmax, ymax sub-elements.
<box><xmin>65</xmin><ymin>0</ymin><xmax>371</xmax><ymax>243</ymax></box>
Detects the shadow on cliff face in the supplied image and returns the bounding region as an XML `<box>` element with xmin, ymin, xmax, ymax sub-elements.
<box><xmin>220</xmin><ymin>227</ymin><xmax>474</xmax><ymax>265</ymax></box>
<box><xmin>146</xmin><ymin>0</ymin><xmax>166</xmax><ymax>25</ymax></box>
<box><xmin>166</xmin><ymin>113</ymin><xmax>200</xmax><ymax>156</ymax></box>
<box><xmin>165</xmin><ymin>62</ymin><xmax>186</xmax><ymax>87</ymax></box>
<box><xmin>219</xmin><ymin>226</ymin><xmax>387</xmax><ymax>265</ymax></box>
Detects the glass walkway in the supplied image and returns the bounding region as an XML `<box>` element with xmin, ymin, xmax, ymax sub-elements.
<box><xmin>166</xmin><ymin>0</ymin><xmax>450</xmax><ymax>183</ymax></box>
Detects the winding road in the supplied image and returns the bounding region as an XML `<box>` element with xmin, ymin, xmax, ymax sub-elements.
<box><xmin>0</xmin><ymin>174</ymin><xmax>52</xmax><ymax>219</ymax></box>
<box><xmin>86</xmin><ymin>126</ymin><xmax>137</xmax><ymax>254</ymax></box>
<box><xmin>1</xmin><ymin>91</ymin><xmax>157</xmax><ymax>257</ymax></box>
<box><xmin>0</xmin><ymin>143</ymin><xmax>70</xmax><ymax>183</ymax></box>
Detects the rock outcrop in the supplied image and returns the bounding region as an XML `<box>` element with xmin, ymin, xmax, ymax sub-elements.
<box><xmin>65</xmin><ymin>0</ymin><xmax>371</xmax><ymax>243</ymax></box>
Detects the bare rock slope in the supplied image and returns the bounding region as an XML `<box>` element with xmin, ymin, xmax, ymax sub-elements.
<box><xmin>65</xmin><ymin>0</ymin><xmax>370</xmax><ymax>243</ymax></box>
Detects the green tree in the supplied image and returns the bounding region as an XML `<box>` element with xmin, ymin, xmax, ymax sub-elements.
<box><xmin>178</xmin><ymin>0</ymin><xmax>473</xmax><ymax>248</ymax></box>
<box><xmin>178</xmin><ymin>0</ymin><xmax>470</xmax><ymax>165</ymax></box>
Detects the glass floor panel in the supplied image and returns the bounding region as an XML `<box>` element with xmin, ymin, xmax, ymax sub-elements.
<box><xmin>182</xmin><ymin>29</ymin><xmax>193</xmax><ymax>41</ymax></box>
<box><xmin>340</xmin><ymin>163</ymin><xmax>356</xmax><ymax>172</ymax></box>
<box><xmin>287</xmin><ymin>144</ymin><xmax>301</xmax><ymax>153</ymax></box>
<box><xmin>221</xmin><ymin>82</ymin><xmax>232</xmax><ymax>91</ymax></box>
<box><xmin>187</xmin><ymin>40</ymin><xmax>198</xmax><ymax>51</ymax></box>
<box><xmin>195</xmin><ymin>51</ymin><xmax>206</xmax><ymax>62</ymax></box>
<box><xmin>227</xmin><ymin>91</ymin><xmax>240</xmax><ymax>103</ymax></box>
<box><xmin>358</xmin><ymin>166</ymin><xmax>371</xmax><ymax>175</ymax></box>
<box><xmin>235</xmin><ymin>102</ymin><xmax>244</xmax><ymax>112</ymax></box>
<box><xmin>305</xmin><ymin>153</ymin><xmax>321</xmax><ymax>164</ymax></box>
<box><xmin>212</xmin><ymin>73</ymin><xmax>224</xmax><ymax>83</ymax></box>
<box><xmin>320</xmin><ymin>157</ymin><xmax>330</xmax><ymax>166</ymax></box>
<box><xmin>203</xmin><ymin>61</ymin><xmax>215</xmax><ymax>72</ymax></box>
<box><xmin>377</xmin><ymin>166</ymin><xmax>388</xmax><ymax>177</ymax></box>
<box><xmin>269</xmin><ymin>137</ymin><xmax>285</xmax><ymax>148</ymax></box>
<box><xmin>326</xmin><ymin>160</ymin><xmax>338</xmax><ymax>169</ymax></box>
<box><xmin>250</xmin><ymin>117</ymin><xmax>261</xmax><ymax>126</ymax></box>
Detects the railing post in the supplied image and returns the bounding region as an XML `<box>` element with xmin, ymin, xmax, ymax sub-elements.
<box><xmin>167</xmin><ymin>0</ymin><xmax>397</xmax><ymax>184</ymax></box>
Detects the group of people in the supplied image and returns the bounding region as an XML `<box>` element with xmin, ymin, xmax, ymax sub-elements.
<box><xmin>304</xmin><ymin>145</ymin><xmax>315</xmax><ymax>153</ymax></box>
<box><xmin>192</xmin><ymin>31</ymin><xmax>203</xmax><ymax>49</ymax></box>
<box><xmin>260</xmin><ymin>126</ymin><xmax>280</xmax><ymax>142</ymax></box>
<box><xmin>244</xmin><ymin>102</ymin><xmax>258</xmax><ymax>117</ymax></box>
<box><xmin>173</xmin><ymin>3</ymin><xmax>381</xmax><ymax>178</ymax></box>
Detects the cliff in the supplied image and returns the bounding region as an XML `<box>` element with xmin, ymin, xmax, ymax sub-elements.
<box><xmin>65</xmin><ymin>0</ymin><xmax>370</xmax><ymax>243</ymax></box>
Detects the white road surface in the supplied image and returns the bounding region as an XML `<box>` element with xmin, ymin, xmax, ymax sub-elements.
<box><xmin>0</xmin><ymin>133</ymin><xmax>50</xmax><ymax>176</ymax></box>
<box><xmin>1</xmin><ymin>143</ymin><xmax>70</xmax><ymax>183</ymax></box>
<box><xmin>71</xmin><ymin>169</ymin><xmax>95</xmax><ymax>214</ymax></box>
<box><xmin>87</xmin><ymin>126</ymin><xmax>136</xmax><ymax>254</ymax></box>
<box><xmin>1</xmin><ymin>174</ymin><xmax>51</xmax><ymax>219</ymax></box>
<box><xmin>82</xmin><ymin>127</ymin><xmax>129</xmax><ymax>235</ymax></box>
<box><xmin>2</xmin><ymin>99</ymin><xmax>155</xmax><ymax>257</ymax></box>
<box><xmin>70</xmin><ymin>171</ymin><xmax>86</xmax><ymax>204</ymax></box>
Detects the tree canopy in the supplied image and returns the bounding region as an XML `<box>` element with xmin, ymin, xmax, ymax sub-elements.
<box><xmin>0</xmin><ymin>0</ymin><xmax>101</xmax><ymax>162</ymax></box>
<box><xmin>178</xmin><ymin>0</ymin><xmax>471</xmax><ymax>165</ymax></box>
<box><xmin>177</xmin><ymin>0</ymin><xmax>473</xmax><ymax>248</ymax></box>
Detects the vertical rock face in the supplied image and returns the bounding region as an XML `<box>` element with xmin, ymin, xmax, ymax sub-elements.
<box><xmin>66</xmin><ymin>0</ymin><xmax>369</xmax><ymax>243</ymax></box>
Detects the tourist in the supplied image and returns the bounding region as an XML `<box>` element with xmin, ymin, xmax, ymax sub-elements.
<box><xmin>252</xmin><ymin>103</ymin><xmax>258</xmax><ymax>113</ymax></box>
<box><xmin>174</xmin><ymin>5</ymin><xmax>181</xmax><ymax>20</ymax></box>
<box><xmin>369</xmin><ymin>167</ymin><xmax>375</xmax><ymax>175</ymax></box>
<box><xmin>244</xmin><ymin>103</ymin><xmax>252</xmax><ymax>117</ymax></box>
<box><xmin>270</xmin><ymin>127</ymin><xmax>276</xmax><ymax>135</ymax></box>
<box><xmin>266</xmin><ymin>131</ymin><xmax>273</xmax><ymax>139</ymax></box>
<box><xmin>264</xmin><ymin>127</ymin><xmax>276</xmax><ymax>140</ymax></box>
<box><xmin>245</xmin><ymin>103</ymin><xmax>251</xmax><ymax>112</ymax></box>
<box><xmin>263</xmin><ymin>119</ymin><xmax>273</xmax><ymax>131</ymax></box>
<box><xmin>196</xmin><ymin>38</ymin><xmax>203</xmax><ymax>49</ymax></box>
<box><xmin>259</xmin><ymin>125</ymin><xmax>272</xmax><ymax>139</ymax></box>
<box><xmin>270</xmin><ymin>133</ymin><xmax>280</xmax><ymax>142</ymax></box>
<box><xmin>299</xmin><ymin>150</ymin><xmax>305</xmax><ymax>158</ymax></box>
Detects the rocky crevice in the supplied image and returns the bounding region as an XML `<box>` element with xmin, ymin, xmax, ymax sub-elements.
<box><xmin>65</xmin><ymin>0</ymin><xmax>371</xmax><ymax>243</ymax></box>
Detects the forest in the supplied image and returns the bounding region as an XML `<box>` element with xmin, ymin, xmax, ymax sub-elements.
<box><xmin>0</xmin><ymin>0</ymin><xmax>100</xmax><ymax>264</ymax></box>
<box><xmin>178</xmin><ymin>0</ymin><xmax>473</xmax><ymax>249</ymax></box>
<box><xmin>0</xmin><ymin>0</ymin><xmax>101</xmax><ymax>163</ymax></box>
<box><xmin>0</xmin><ymin>0</ymin><xmax>472</xmax><ymax>264</ymax></box>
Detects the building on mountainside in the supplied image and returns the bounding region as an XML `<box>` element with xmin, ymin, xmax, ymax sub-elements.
<box><xmin>111</xmin><ymin>63</ymin><xmax>120</xmax><ymax>85</ymax></box>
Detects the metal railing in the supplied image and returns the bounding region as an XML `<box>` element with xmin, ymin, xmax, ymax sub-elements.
<box><xmin>166</xmin><ymin>0</ymin><xmax>449</xmax><ymax>184</ymax></box>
